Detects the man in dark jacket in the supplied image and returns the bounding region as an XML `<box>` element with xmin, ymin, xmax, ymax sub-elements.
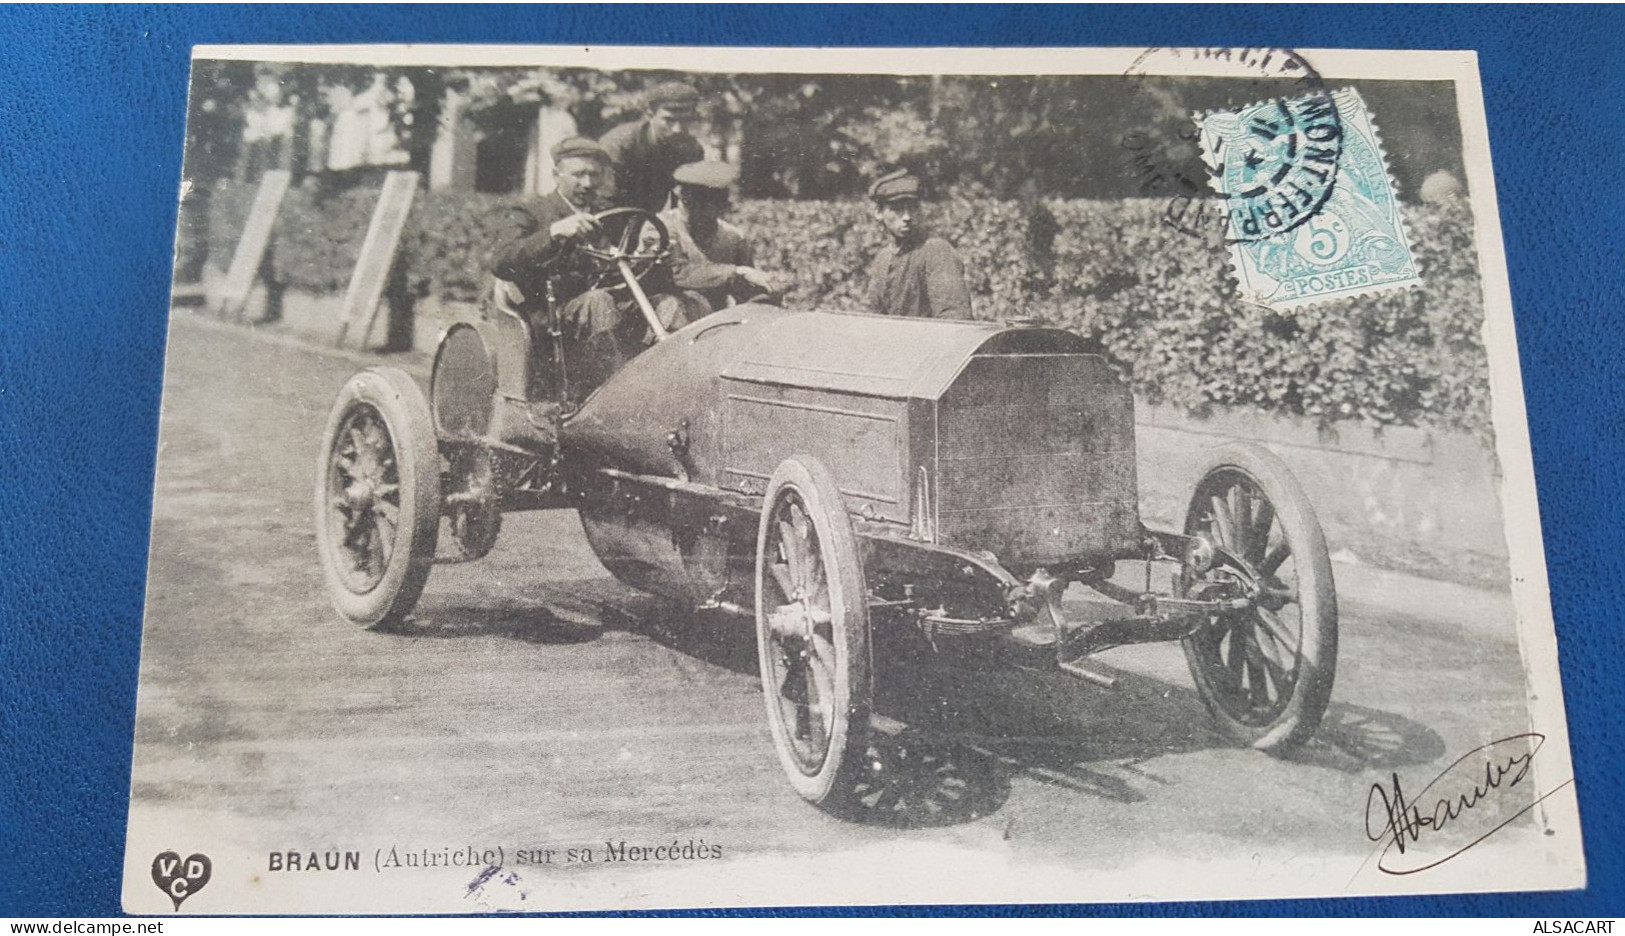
<box><xmin>489</xmin><ymin>137</ymin><xmax>698</xmax><ymax>404</ymax></box>
<box><xmin>863</xmin><ymin>169</ymin><xmax>973</xmax><ymax>319</ymax></box>
<box><xmin>600</xmin><ymin>81</ymin><xmax>706</xmax><ymax>214</ymax></box>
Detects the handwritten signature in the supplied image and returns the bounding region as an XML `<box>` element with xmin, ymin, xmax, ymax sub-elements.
<box><xmin>1363</xmin><ymin>732</ymin><xmax>1572</xmax><ymax>875</ymax></box>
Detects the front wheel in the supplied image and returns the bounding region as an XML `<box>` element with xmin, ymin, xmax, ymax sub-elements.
<box><xmin>1180</xmin><ymin>442</ymin><xmax>1337</xmax><ymax>753</ymax></box>
<box><xmin>755</xmin><ymin>456</ymin><xmax>872</xmax><ymax>808</ymax></box>
<box><xmin>315</xmin><ymin>367</ymin><xmax>441</xmax><ymax>627</ymax></box>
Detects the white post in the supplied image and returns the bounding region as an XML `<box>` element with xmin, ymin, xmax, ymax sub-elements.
<box><xmin>529</xmin><ymin>105</ymin><xmax>579</xmax><ymax>195</ymax></box>
<box><xmin>428</xmin><ymin>87</ymin><xmax>466</xmax><ymax>192</ymax></box>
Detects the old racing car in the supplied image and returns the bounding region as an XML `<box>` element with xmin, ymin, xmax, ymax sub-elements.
<box><xmin>315</xmin><ymin>208</ymin><xmax>1338</xmax><ymax>809</ymax></box>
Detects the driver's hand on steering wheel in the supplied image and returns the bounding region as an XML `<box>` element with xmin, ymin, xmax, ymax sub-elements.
<box><xmin>734</xmin><ymin>265</ymin><xmax>777</xmax><ymax>293</ymax></box>
<box><xmin>549</xmin><ymin>213</ymin><xmax>602</xmax><ymax>242</ymax></box>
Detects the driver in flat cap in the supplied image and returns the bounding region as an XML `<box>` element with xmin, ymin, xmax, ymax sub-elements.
<box><xmin>863</xmin><ymin>169</ymin><xmax>973</xmax><ymax>319</ymax></box>
<box><xmin>600</xmin><ymin>81</ymin><xmax>708</xmax><ymax>214</ymax></box>
<box><xmin>660</xmin><ymin>160</ymin><xmax>779</xmax><ymax>310</ymax></box>
<box><xmin>489</xmin><ymin>136</ymin><xmax>691</xmax><ymax>404</ymax></box>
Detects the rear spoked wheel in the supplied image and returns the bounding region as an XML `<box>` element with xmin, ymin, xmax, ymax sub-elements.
<box><xmin>755</xmin><ymin>456</ymin><xmax>872</xmax><ymax>808</ymax></box>
<box><xmin>1180</xmin><ymin>443</ymin><xmax>1337</xmax><ymax>753</ymax></box>
<box><xmin>441</xmin><ymin>444</ymin><xmax>502</xmax><ymax>562</ymax></box>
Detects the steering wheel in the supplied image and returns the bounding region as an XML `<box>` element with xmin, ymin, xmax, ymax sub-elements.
<box><xmin>577</xmin><ymin>207</ymin><xmax>671</xmax><ymax>290</ymax></box>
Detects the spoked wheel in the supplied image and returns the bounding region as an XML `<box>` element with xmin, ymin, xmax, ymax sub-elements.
<box><xmin>315</xmin><ymin>367</ymin><xmax>441</xmax><ymax>627</ymax></box>
<box><xmin>755</xmin><ymin>456</ymin><xmax>872</xmax><ymax>808</ymax></box>
<box><xmin>1179</xmin><ymin>442</ymin><xmax>1337</xmax><ymax>753</ymax></box>
<box><xmin>447</xmin><ymin>504</ymin><xmax>501</xmax><ymax>562</ymax></box>
<box><xmin>442</xmin><ymin>445</ymin><xmax>501</xmax><ymax>562</ymax></box>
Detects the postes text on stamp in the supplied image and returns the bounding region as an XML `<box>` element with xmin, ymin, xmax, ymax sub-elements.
<box><xmin>1199</xmin><ymin>87</ymin><xmax>1422</xmax><ymax>311</ymax></box>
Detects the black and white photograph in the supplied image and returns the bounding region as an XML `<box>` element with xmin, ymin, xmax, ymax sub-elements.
<box><xmin>123</xmin><ymin>44</ymin><xmax>1581</xmax><ymax>913</ymax></box>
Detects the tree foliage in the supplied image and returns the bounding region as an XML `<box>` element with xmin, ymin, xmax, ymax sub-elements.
<box><xmin>188</xmin><ymin>64</ymin><xmax>1464</xmax><ymax>203</ymax></box>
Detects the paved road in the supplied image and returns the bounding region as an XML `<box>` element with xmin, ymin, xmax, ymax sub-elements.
<box><xmin>123</xmin><ymin>315</ymin><xmax>1560</xmax><ymax>912</ymax></box>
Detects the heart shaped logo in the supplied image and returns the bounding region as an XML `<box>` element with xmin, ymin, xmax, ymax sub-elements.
<box><xmin>151</xmin><ymin>851</ymin><xmax>211</xmax><ymax>911</ymax></box>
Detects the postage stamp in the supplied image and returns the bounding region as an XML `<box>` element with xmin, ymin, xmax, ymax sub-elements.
<box><xmin>124</xmin><ymin>45</ymin><xmax>1580</xmax><ymax>914</ymax></box>
<box><xmin>1198</xmin><ymin>86</ymin><xmax>1423</xmax><ymax>311</ymax></box>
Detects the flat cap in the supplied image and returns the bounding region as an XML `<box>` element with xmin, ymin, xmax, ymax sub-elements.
<box><xmin>645</xmin><ymin>81</ymin><xmax>700</xmax><ymax>111</ymax></box>
<box><xmin>550</xmin><ymin>136</ymin><xmax>609</xmax><ymax>165</ymax></box>
<box><xmin>672</xmin><ymin>160</ymin><xmax>739</xmax><ymax>190</ymax></box>
<box><xmin>868</xmin><ymin>168</ymin><xmax>922</xmax><ymax>203</ymax></box>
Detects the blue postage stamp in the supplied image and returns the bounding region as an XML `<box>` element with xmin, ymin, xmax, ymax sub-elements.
<box><xmin>1197</xmin><ymin>87</ymin><xmax>1422</xmax><ymax>311</ymax></box>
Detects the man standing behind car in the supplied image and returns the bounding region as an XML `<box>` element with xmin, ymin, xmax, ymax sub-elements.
<box><xmin>600</xmin><ymin>81</ymin><xmax>707</xmax><ymax>214</ymax></box>
<box><xmin>660</xmin><ymin>160</ymin><xmax>779</xmax><ymax>310</ymax></box>
<box><xmin>490</xmin><ymin>137</ymin><xmax>691</xmax><ymax>404</ymax></box>
<box><xmin>863</xmin><ymin>169</ymin><xmax>973</xmax><ymax>319</ymax></box>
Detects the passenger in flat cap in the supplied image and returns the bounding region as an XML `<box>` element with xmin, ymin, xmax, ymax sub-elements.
<box><xmin>488</xmin><ymin>136</ymin><xmax>691</xmax><ymax>405</ymax></box>
<box><xmin>863</xmin><ymin>169</ymin><xmax>973</xmax><ymax>320</ymax></box>
<box><xmin>658</xmin><ymin>160</ymin><xmax>779</xmax><ymax>311</ymax></box>
<box><xmin>600</xmin><ymin>80</ymin><xmax>707</xmax><ymax>214</ymax></box>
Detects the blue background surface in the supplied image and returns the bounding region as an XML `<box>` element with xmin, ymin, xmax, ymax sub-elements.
<box><xmin>0</xmin><ymin>4</ymin><xmax>1620</xmax><ymax>918</ymax></box>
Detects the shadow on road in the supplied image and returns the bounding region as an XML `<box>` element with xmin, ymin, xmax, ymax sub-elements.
<box><xmin>835</xmin><ymin>634</ymin><xmax>1219</xmax><ymax>824</ymax></box>
<box><xmin>379</xmin><ymin>604</ymin><xmax>601</xmax><ymax>645</ymax></box>
<box><xmin>1288</xmin><ymin>702</ymin><xmax>1448</xmax><ymax>774</ymax></box>
<box><xmin>394</xmin><ymin>574</ymin><xmax>1448</xmax><ymax>829</ymax></box>
<box><xmin>828</xmin><ymin>729</ymin><xmax>1014</xmax><ymax>829</ymax></box>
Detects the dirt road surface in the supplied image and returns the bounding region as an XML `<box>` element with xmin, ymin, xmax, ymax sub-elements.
<box><xmin>123</xmin><ymin>315</ymin><xmax>1567</xmax><ymax>912</ymax></box>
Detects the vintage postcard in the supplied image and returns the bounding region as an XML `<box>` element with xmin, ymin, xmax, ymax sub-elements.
<box><xmin>125</xmin><ymin>44</ymin><xmax>1582</xmax><ymax>913</ymax></box>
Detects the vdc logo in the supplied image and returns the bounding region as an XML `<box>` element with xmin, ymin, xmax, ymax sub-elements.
<box><xmin>151</xmin><ymin>851</ymin><xmax>211</xmax><ymax>910</ymax></box>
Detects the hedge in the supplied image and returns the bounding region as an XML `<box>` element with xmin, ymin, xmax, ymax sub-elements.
<box><xmin>204</xmin><ymin>181</ymin><xmax>1492</xmax><ymax>436</ymax></box>
<box><xmin>202</xmin><ymin>180</ymin><xmax>516</xmax><ymax>300</ymax></box>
